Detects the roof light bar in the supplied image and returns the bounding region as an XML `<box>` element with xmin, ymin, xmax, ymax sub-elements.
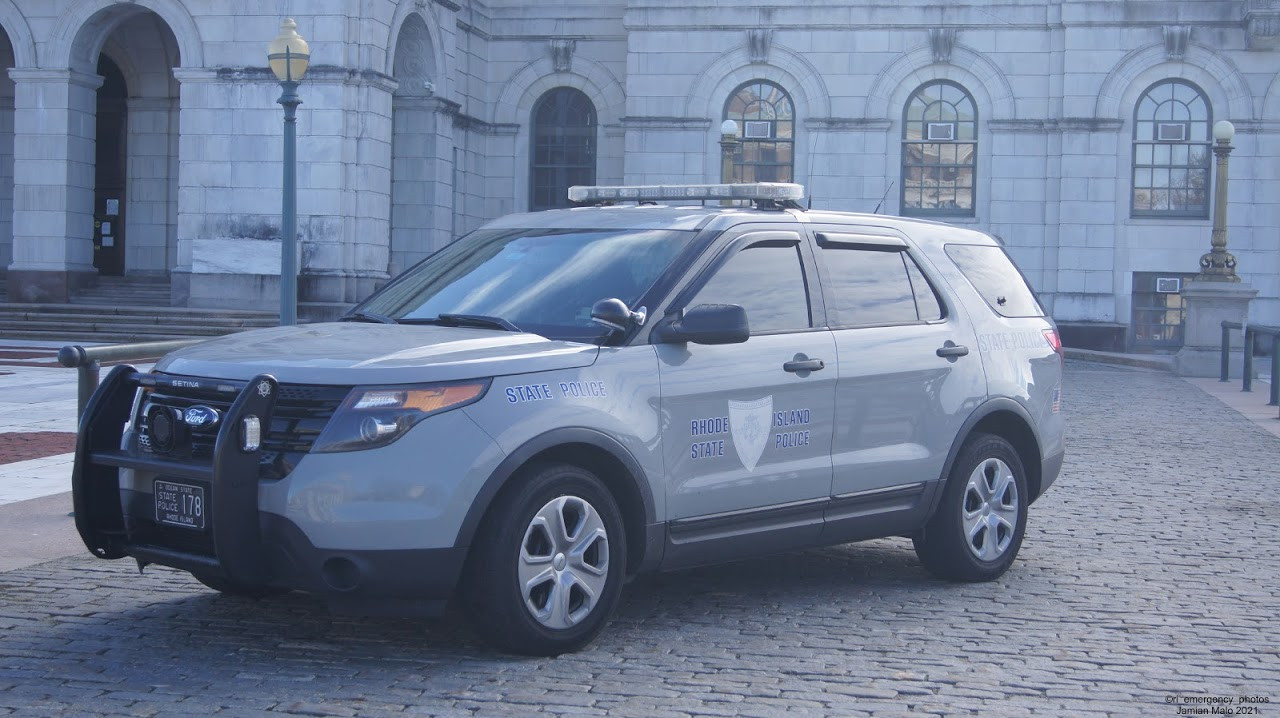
<box><xmin>568</xmin><ymin>183</ymin><xmax>805</xmax><ymax>205</ymax></box>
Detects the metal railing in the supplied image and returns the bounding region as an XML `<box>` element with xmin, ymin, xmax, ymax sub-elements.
<box><xmin>58</xmin><ymin>339</ymin><xmax>206</xmax><ymax>417</ymax></box>
<box><xmin>1220</xmin><ymin>320</ymin><xmax>1280</xmax><ymax>407</ymax></box>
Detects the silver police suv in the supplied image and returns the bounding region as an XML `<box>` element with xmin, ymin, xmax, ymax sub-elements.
<box><xmin>73</xmin><ymin>183</ymin><xmax>1065</xmax><ymax>655</ymax></box>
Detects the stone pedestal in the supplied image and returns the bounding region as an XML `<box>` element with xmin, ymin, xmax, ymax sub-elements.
<box><xmin>1173</xmin><ymin>280</ymin><xmax>1258</xmax><ymax>377</ymax></box>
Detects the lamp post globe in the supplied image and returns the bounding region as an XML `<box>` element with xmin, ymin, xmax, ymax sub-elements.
<box><xmin>268</xmin><ymin>19</ymin><xmax>310</xmax><ymax>325</ymax></box>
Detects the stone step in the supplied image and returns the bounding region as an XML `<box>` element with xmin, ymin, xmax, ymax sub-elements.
<box><xmin>299</xmin><ymin>301</ymin><xmax>356</xmax><ymax>323</ymax></box>
<box><xmin>1</xmin><ymin>319</ymin><xmax>254</xmax><ymax>337</ymax></box>
<box><xmin>0</xmin><ymin>310</ymin><xmax>277</xmax><ymax>328</ymax></box>
<box><xmin>0</xmin><ymin>303</ymin><xmax>276</xmax><ymax>319</ymax></box>
<box><xmin>0</xmin><ymin>328</ymin><xmax>229</xmax><ymax>343</ymax></box>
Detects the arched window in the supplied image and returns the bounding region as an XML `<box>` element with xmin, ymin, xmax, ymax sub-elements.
<box><xmin>1132</xmin><ymin>79</ymin><xmax>1211</xmax><ymax>218</ymax></box>
<box><xmin>901</xmin><ymin>81</ymin><xmax>977</xmax><ymax>217</ymax></box>
<box><xmin>724</xmin><ymin>80</ymin><xmax>794</xmax><ymax>183</ymax></box>
<box><xmin>530</xmin><ymin>87</ymin><xmax>596</xmax><ymax>211</ymax></box>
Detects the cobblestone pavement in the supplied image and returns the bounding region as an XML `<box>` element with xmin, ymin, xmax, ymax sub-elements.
<box><xmin>1</xmin><ymin>362</ymin><xmax>1278</xmax><ymax>717</ymax></box>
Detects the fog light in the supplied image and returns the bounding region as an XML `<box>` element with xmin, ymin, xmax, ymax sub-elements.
<box><xmin>242</xmin><ymin>416</ymin><xmax>262</xmax><ymax>452</ymax></box>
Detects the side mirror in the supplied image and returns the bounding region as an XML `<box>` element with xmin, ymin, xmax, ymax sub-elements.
<box><xmin>590</xmin><ymin>298</ymin><xmax>647</xmax><ymax>332</ymax></box>
<box><xmin>654</xmin><ymin>304</ymin><xmax>749</xmax><ymax>345</ymax></box>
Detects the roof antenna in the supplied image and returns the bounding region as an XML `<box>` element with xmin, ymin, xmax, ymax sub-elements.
<box><xmin>873</xmin><ymin>181</ymin><xmax>895</xmax><ymax>214</ymax></box>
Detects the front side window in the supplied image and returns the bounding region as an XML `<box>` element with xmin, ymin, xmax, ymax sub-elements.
<box><xmin>724</xmin><ymin>81</ymin><xmax>795</xmax><ymax>183</ymax></box>
<box><xmin>359</xmin><ymin>228</ymin><xmax>693</xmax><ymax>342</ymax></box>
<box><xmin>901</xmin><ymin>81</ymin><xmax>977</xmax><ymax>217</ymax></box>
<box><xmin>1132</xmin><ymin>79</ymin><xmax>1211</xmax><ymax>218</ymax></box>
<box><xmin>530</xmin><ymin>87</ymin><xmax>597</xmax><ymax>211</ymax></box>
<box><xmin>689</xmin><ymin>243</ymin><xmax>810</xmax><ymax>334</ymax></box>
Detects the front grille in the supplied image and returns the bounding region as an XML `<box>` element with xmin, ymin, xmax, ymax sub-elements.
<box><xmin>136</xmin><ymin>375</ymin><xmax>348</xmax><ymax>480</ymax></box>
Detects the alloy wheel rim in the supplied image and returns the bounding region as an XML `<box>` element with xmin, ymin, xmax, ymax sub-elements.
<box><xmin>961</xmin><ymin>458</ymin><xmax>1019</xmax><ymax>562</ymax></box>
<box><xmin>518</xmin><ymin>495</ymin><xmax>610</xmax><ymax>629</ymax></box>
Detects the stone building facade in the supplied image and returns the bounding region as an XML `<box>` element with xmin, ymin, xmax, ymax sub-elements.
<box><xmin>0</xmin><ymin>0</ymin><xmax>1276</xmax><ymax>348</ymax></box>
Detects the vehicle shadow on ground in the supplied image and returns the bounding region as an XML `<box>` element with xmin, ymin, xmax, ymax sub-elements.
<box><xmin>18</xmin><ymin>537</ymin><xmax>982</xmax><ymax>669</ymax></box>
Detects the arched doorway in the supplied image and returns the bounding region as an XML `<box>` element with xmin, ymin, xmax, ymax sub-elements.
<box><xmin>0</xmin><ymin>29</ymin><xmax>14</xmax><ymax>281</ymax></box>
<box><xmin>75</xmin><ymin>9</ymin><xmax>181</xmax><ymax>287</ymax></box>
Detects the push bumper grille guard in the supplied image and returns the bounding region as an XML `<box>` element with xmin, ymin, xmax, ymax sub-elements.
<box><xmin>72</xmin><ymin>365</ymin><xmax>280</xmax><ymax>584</ymax></box>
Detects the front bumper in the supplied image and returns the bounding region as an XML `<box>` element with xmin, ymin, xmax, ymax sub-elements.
<box><xmin>71</xmin><ymin>366</ymin><xmax>466</xmax><ymax>616</ymax></box>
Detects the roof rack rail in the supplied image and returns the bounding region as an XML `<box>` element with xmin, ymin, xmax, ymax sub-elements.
<box><xmin>568</xmin><ymin>183</ymin><xmax>806</xmax><ymax>211</ymax></box>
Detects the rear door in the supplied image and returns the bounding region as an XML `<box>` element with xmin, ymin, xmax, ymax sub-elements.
<box><xmin>655</xmin><ymin>229</ymin><xmax>836</xmax><ymax>564</ymax></box>
<box><xmin>809</xmin><ymin>228</ymin><xmax>985</xmax><ymax>507</ymax></box>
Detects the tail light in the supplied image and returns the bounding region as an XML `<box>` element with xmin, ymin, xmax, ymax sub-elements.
<box><xmin>1043</xmin><ymin>328</ymin><xmax>1062</xmax><ymax>355</ymax></box>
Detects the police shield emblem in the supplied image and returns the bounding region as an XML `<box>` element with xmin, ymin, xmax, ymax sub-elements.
<box><xmin>728</xmin><ymin>396</ymin><xmax>773</xmax><ymax>472</ymax></box>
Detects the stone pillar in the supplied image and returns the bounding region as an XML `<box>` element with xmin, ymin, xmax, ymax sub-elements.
<box><xmin>125</xmin><ymin>96</ymin><xmax>178</xmax><ymax>275</ymax></box>
<box><xmin>1173</xmin><ymin>281</ymin><xmax>1258</xmax><ymax>377</ymax></box>
<box><xmin>389</xmin><ymin>95</ymin><xmax>455</xmax><ymax>276</ymax></box>
<box><xmin>6</xmin><ymin>69</ymin><xmax>101</xmax><ymax>302</ymax></box>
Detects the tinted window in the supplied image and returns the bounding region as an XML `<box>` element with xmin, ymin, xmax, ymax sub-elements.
<box><xmin>359</xmin><ymin>228</ymin><xmax>692</xmax><ymax>341</ymax></box>
<box><xmin>821</xmin><ymin>248</ymin><xmax>921</xmax><ymax>326</ymax></box>
<box><xmin>904</xmin><ymin>255</ymin><xmax>943</xmax><ymax>321</ymax></box>
<box><xmin>945</xmin><ymin>243</ymin><xmax>1045</xmax><ymax>318</ymax></box>
<box><xmin>689</xmin><ymin>243</ymin><xmax>810</xmax><ymax>333</ymax></box>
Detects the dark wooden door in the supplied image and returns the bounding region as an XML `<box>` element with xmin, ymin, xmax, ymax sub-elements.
<box><xmin>93</xmin><ymin>56</ymin><xmax>127</xmax><ymax>276</ymax></box>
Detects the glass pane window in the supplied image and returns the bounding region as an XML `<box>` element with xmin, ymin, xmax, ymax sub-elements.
<box><xmin>901</xmin><ymin>81</ymin><xmax>978</xmax><ymax>217</ymax></box>
<box><xmin>1132</xmin><ymin>80</ymin><xmax>1211</xmax><ymax>218</ymax></box>
<box><xmin>724</xmin><ymin>81</ymin><xmax>795</xmax><ymax>183</ymax></box>
<box><xmin>1131</xmin><ymin>272</ymin><xmax>1198</xmax><ymax>348</ymax></box>
<box><xmin>690</xmin><ymin>244</ymin><xmax>811</xmax><ymax>334</ymax></box>
<box><xmin>530</xmin><ymin>88</ymin><xmax>597</xmax><ymax>211</ymax></box>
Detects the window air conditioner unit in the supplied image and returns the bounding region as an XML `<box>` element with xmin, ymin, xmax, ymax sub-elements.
<box><xmin>1156</xmin><ymin>277</ymin><xmax>1182</xmax><ymax>293</ymax></box>
<box><xmin>926</xmin><ymin>122</ymin><xmax>956</xmax><ymax>141</ymax></box>
<box><xmin>743</xmin><ymin>121</ymin><xmax>772</xmax><ymax>139</ymax></box>
<box><xmin>1156</xmin><ymin>123</ymin><xmax>1187</xmax><ymax>142</ymax></box>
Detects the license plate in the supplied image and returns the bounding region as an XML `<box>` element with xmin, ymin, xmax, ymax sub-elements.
<box><xmin>154</xmin><ymin>480</ymin><xmax>206</xmax><ymax>530</ymax></box>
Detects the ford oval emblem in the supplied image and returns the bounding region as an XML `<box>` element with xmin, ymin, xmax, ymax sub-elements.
<box><xmin>183</xmin><ymin>405</ymin><xmax>221</xmax><ymax>431</ymax></box>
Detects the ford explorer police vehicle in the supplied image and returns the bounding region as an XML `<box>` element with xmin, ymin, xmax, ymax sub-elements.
<box><xmin>72</xmin><ymin>183</ymin><xmax>1065</xmax><ymax>655</ymax></box>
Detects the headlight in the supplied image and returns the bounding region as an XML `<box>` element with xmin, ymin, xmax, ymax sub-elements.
<box><xmin>311</xmin><ymin>380</ymin><xmax>489</xmax><ymax>453</ymax></box>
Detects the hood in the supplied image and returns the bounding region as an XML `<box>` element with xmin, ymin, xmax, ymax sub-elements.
<box><xmin>155</xmin><ymin>323</ymin><xmax>599</xmax><ymax>385</ymax></box>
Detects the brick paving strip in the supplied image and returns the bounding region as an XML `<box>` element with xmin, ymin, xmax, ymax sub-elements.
<box><xmin>0</xmin><ymin>432</ymin><xmax>77</xmax><ymax>465</ymax></box>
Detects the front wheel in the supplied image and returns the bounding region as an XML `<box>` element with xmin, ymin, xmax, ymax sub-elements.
<box><xmin>462</xmin><ymin>462</ymin><xmax>627</xmax><ymax>656</ymax></box>
<box><xmin>914</xmin><ymin>433</ymin><xmax>1029</xmax><ymax>582</ymax></box>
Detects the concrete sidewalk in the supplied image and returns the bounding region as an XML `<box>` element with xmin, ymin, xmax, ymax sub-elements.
<box><xmin>1</xmin><ymin>341</ymin><xmax>1276</xmax><ymax>573</ymax></box>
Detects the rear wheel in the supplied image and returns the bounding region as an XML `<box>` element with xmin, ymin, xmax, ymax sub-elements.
<box><xmin>462</xmin><ymin>462</ymin><xmax>626</xmax><ymax>656</ymax></box>
<box><xmin>914</xmin><ymin>433</ymin><xmax>1028</xmax><ymax>582</ymax></box>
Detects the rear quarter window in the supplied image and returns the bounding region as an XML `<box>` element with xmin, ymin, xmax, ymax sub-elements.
<box><xmin>943</xmin><ymin>244</ymin><xmax>1045</xmax><ymax>318</ymax></box>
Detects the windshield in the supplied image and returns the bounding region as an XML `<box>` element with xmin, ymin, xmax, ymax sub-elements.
<box><xmin>357</xmin><ymin>227</ymin><xmax>696</xmax><ymax>342</ymax></box>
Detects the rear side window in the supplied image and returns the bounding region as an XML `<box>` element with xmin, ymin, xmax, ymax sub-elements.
<box><xmin>944</xmin><ymin>244</ymin><xmax>1045</xmax><ymax>318</ymax></box>
<box><xmin>820</xmin><ymin>247</ymin><xmax>943</xmax><ymax>326</ymax></box>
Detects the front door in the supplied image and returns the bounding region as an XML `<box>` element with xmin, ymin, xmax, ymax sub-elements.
<box><xmin>93</xmin><ymin>55</ymin><xmax>127</xmax><ymax>276</ymax></box>
<box><xmin>657</xmin><ymin>231</ymin><xmax>836</xmax><ymax>565</ymax></box>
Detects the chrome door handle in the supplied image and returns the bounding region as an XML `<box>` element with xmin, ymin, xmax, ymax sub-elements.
<box><xmin>783</xmin><ymin>358</ymin><xmax>825</xmax><ymax>373</ymax></box>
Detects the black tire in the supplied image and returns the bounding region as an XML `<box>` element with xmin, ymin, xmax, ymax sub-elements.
<box><xmin>192</xmin><ymin>573</ymin><xmax>289</xmax><ymax>599</ymax></box>
<box><xmin>462</xmin><ymin>462</ymin><xmax>627</xmax><ymax>656</ymax></box>
<box><xmin>914</xmin><ymin>433</ymin><xmax>1029</xmax><ymax>582</ymax></box>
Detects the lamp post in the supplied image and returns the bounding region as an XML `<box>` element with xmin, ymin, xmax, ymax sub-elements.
<box><xmin>1197</xmin><ymin>119</ymin><xmax>1239</xmax><ymax>282</ymax></box>
<box><xmin>268</xmin><ymin>18</ymin><xmax>311</xmax><ymax>325</ymax></box>
<box><xmin>719</xmin><ymin>119</ymin><xmax>739</xmax><ymax>206</ymax></box>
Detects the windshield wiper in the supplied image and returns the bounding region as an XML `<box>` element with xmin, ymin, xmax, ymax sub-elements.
<box><xmin>339</xmin><ymin>310</ymin><xmax>398</xmax><ymax>325</ymax></box>
<box><xmin>404</xmin><ymin>313</ymin><xmax>521</xmax><ymax>332</ymax></box>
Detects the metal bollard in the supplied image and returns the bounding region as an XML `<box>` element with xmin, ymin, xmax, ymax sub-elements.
<box><xmin>76</xmin><ymin>361</ymin><xmax>101</xmax><ymax>419</ymax></box>
<box><xmin>1243</xmin><ymin>330</ymin><xmax>1255</xmax><ymax>392</ymax></box>
<box><xmin>1271</xmin><ymin>346</ymin><xmax>1280</xmax><ymax>407</ymax></box>
<box><xmin>1220</xmin><ymin>323</ymin><xmax>1231</xmax><ymax>382</ymax></box>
